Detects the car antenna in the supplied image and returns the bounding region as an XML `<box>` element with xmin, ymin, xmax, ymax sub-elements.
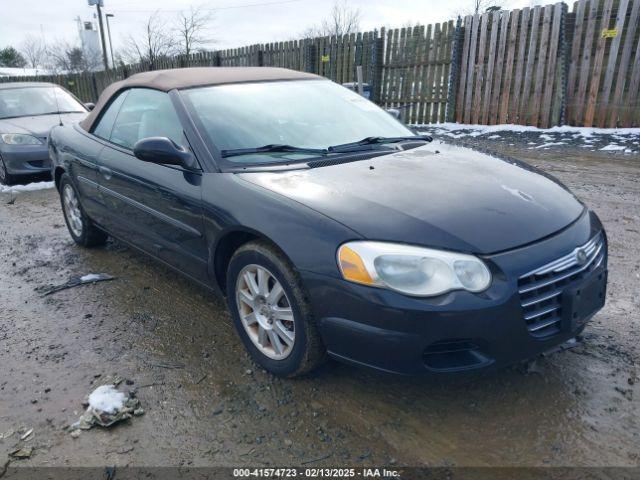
<box><xmin>52</xmin><ymin>84</ymin><xmax>63</xmax><ymax>127</ymax></box>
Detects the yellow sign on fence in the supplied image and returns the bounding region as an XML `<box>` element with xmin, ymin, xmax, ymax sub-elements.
<box><xmin>601</xmin><ymin>28</ymin><xmax>618</xmax><ymax>38</ymax></box>
<box><xmin>321</xmin><ymin>54</ymin><xmax>330</xmax><ymax>63</ymax></box>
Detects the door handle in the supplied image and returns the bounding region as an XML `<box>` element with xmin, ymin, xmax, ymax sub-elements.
<box><xmin>99</xmin><ymin>166</ymin><xmax>112</xmax><ymax>180</ymax></box>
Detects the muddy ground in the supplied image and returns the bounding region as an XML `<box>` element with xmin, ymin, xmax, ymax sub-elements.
<box><xmin>0</xmin><ymin>137</ymin><xmax>638</xmax><ymax>470</ymax></box>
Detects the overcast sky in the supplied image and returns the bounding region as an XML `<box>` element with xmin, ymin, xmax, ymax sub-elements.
<box><xmin>1</xmin><ymin>0</ymin><xmax>539</xmax><ymax>55</ymax></box>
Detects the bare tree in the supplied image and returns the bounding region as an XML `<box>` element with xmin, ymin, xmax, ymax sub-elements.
<box><xmin>453</xmin><ymin>0</ymin><xmax>510</xmax><ymax>17</ymax></box>
<box><xmin>175</xmin><ymin>5</ymin><xmax>214</xmax><ymax>57</ymax></box>
<box><xmin>20</xmin><ymin>35</ymin><xmax>47</xmax><ymax>69</ymax></box>
<box><xmin>303</xmin><ymin>0</ymin><xmax>362</xmax><ymax>38</ymax></box>
<box><xmin>46</xmin><ymin>39</ymin><xmax>102</xmax><ymax>73</ymax></box>
<box><xmin>123</xmin><ymin>11</ymin><xmax>177</xmax><ymax>67</ymax></box>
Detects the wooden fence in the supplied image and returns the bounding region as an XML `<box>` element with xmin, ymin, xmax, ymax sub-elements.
<box><xmin>452</xmin><ymin>0</ymin><xmax>640</xmax><ymax>127</ymax></box>
<box><xmin>566</xmin><ymin>0</ymin><xmax>640</xmax><ymax>127</ymax></box>
<box><xmin>1</xmin><ymin>0</ymin><xmax>639</xmax><ymax>127</ymax></box>
<box><xmin>379</xmin><ymin>22</ymin><xmax>456</xmax><ymax>124</ymax></box>
<box><xmin>454</xmin><ymin>3</ymin><xmax>567</xmax><ymax>127</ymax></box>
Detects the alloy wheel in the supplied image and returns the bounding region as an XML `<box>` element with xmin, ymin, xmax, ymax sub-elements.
<box><xmin>62</xmin><ymin>184</ymin><xmax>83</xmax><ymax>237</ymax></box>
<box><xmin>235</xmin><ymin>264</ymin><xmax>295</xmax><ymax>360</ymax></box>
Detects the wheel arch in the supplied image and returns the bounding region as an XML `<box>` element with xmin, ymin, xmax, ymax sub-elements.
<box><xmin>54</xmin><ymin>166</ymin><xmax>65</xmax><ymax>191</ymax></box>
<box><xmin>211</xmin><ymin>227</ymin><xmax>295</xmax><ymax>295</ymax></box>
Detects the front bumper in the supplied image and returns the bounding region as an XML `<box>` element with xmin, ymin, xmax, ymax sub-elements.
<box><xmin>302</xmin><ymin>210</ymin><xmax>607</xmax><ymax>375</ymax></box>
<box><xmin>1</xmin><ymin>144</ymin><xmax>51</xmax><ymax>176</ymax></box>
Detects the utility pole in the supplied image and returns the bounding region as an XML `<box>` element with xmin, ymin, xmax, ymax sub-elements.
<box><xmin>89</xmin><ymin>0</ymin><xmax>109</xmax><ymax>71</ymax></box>
<box><xmin>105</xmin><ymin>13</ymin><xmax>115</xmax><ymax>69</ymax></box>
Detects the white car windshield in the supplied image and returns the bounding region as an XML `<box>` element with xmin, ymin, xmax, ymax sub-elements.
<box><xmin>0</xmin><ymin>86</ymin><xmax>86</xmax><ymax>120</ymax></box>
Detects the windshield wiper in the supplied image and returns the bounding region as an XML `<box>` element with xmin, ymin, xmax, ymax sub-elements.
<box><xmin>221</xmin><ymin>144</ymin><xmax>328</xmax><ymax>158</ymax></box>
<box><xmin>220</xmin><ymin>136</ymin><xmax>432</xmax><ymax>159</ymax></box>
<box><xmin>328</xmin><ymin>135</ymin><xmax>432</xmax><ymax>152</ymax></box>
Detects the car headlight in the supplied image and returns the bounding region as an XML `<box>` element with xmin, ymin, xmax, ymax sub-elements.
<box><xmin>0</xmin><ymin>133</ymin><xmax>43</xmax><ymax>145</ymax></box>
<box><xmin>337</xmin><ymin>241</ymin><xmax>491</xmax><ymax>297</ymax></box>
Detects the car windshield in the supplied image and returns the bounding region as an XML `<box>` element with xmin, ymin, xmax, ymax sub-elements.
<box><xmin>0</xmin><ymin>86</ymin><xmax>85</xmax><ymax>120</ymax></box>
<box><xmin>180</xmin><ymin>79</ymin><xmax>414</xmax><ymax>164</ymax></box>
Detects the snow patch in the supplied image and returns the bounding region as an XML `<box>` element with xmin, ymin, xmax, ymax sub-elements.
<box><xmin>0</xmin><ymin>181</ymin><xmax>55</xmax><ymax>193</ymax></box>
<box><xmin>416</xmin><ymin>122</ymin><xmax>640</xmax><ymax>138</ymax></box>
<box><xmin>88</xmin><ymin>385</ymin><xmax>126</xmax><ymax>415</ymax></box>
<box><xmin>535</xmin><ymin>142</ymin><xmax>567</xmax><ymax>149</ymax></box>
<box><xmin>600</xmin><ymin>144</ymin><xmax>625</xmax><ymax>151</ymax></box>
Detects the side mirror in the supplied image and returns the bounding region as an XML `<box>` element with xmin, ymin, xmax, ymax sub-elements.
<box><xmin>133</xmin><ymin>137</ymin><xmax>194</xmax><ymax>169</ymax></box>
<box><xmin>84</xmin><ymin>102</ymin><xmax>95</xmax><ymax>111</ymax></box>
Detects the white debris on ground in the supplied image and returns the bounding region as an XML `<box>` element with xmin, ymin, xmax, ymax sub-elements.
<box><xmin>41</xmin><ymin>272</ymin><xmax>115</xmax><ymax>296</ymax></box>
<box><xmin>88</xmin><ymin>385</ymin><xmax>127</xmax><ymax>414</ymax></box>
<box><xmin>71</xmin><ymin>384</ymin><xmax>143</xmax><ymax>431</ymax></box>
<box><xmin>80</xmin><ymin>273</ymin><xmax>107</xmax><ymax>283</ymax></box>
<box><xmin>0</xmin><ymin>181</ymin><xmax>55</xmax><ymax>194</ymax></box>
<box><xmin>415</xmin><ymin>122</ymin><xmax>640</xmax><ymax>154</ymax></box>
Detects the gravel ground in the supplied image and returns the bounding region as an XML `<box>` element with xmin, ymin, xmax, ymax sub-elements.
<box><xmin>0</xmin><ymin>134</ymin><xmax>638</xmax><ymax>471</ymax></box>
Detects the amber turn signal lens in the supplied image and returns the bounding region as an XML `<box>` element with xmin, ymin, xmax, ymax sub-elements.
<box><xmin>338</xmin><ymin>245</ymin><xmax>374</xmax><ymax>285</ymax></box>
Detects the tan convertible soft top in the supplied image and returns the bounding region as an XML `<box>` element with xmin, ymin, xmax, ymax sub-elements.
<box><xmin>79</xmin><ymin>67</ymin><xmax>321</xmax><ymax>131</ymax></box>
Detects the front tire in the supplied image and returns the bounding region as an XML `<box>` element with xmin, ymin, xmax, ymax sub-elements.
<box><xmin>59</xmin><ymin>173</ymin><xmax>108</xmax><ymax>247</ymax></box>
<box><xmin>227</xmin><ymin>241</ymin><xmax>325</xmax><ymax>377</ymax></box>
<box><xmin>0</xmin><ymin>155</ymin><xmax>15</xmax><ymax>186</ymax></box>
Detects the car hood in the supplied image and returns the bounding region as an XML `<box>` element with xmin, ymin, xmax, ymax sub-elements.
<box><xmin>0</xmin><ymin>113</ymin><xmax>87</xmax><ymax>138</ymax></box>
<box><xmin>239</xmin><ymin>142</ymin><xmax>585</xmax><ymax>254</ymax></box>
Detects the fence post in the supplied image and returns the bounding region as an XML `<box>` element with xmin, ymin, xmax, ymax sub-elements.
<box><xmin>90</xmin><ymin>74</ymin><xmax>99</xmax><ymax>102</ymax></box>
<box><xmin>446</xmin><ymin>16</ymin><xmax>464</xmax><ymax>123</ymax></box>
<box><xmin>257</xmin><ymin>48</ymin><xmax>264</xmax><ymax>67</ymax></box>
<box><xmin>555</xmin><ymin>2</ymin><xmax>569</xmax><ymax>126</ymax></box>
<box><xmin>305</xmin><ymin>41</ymin><xmax>318</xmax><ymax>74</ymax></box>
<box><xmin>371</xmin><ymin>28</ymin><xmax>385</xmax><ymax>104</ymax></box>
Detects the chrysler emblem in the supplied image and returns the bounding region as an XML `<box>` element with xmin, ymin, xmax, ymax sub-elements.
<box><xmin>576</xmin><ymin>248</ymin><xmax>588</xmax><ymax>265</ymax></box>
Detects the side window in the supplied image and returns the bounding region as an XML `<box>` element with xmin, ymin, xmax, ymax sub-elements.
<box><xmin>92</xmin><ymin>90</ymin><xmax>128</xmax><ymax>141</ymax></box>
<box><xmin>109</xmin><ymin>88</ymin><xmax>184</xmax><ymax>150</ymax></box>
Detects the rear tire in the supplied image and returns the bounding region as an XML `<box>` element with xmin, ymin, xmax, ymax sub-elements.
<box><xmin>0</xmin><ymin>155</ymin><xmax>15</xmax><ymax>186</ymax></box>
<box><xmin>59</xmin><ymin>173</ymin><xmax>108</xmax><ymax>247</ymax></box>
<box><xmin>227</xmin><ymin>240</ymin><xmax>326</xmax><ymax>377</ymax></box>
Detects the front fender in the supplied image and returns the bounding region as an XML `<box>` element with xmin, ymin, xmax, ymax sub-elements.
<box><xmin>201</xmin><ymin>172</ymin><xmax>361</xmax><ymax>283</ymax></box>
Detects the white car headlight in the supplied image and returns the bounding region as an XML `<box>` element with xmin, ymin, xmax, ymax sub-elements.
<box><xmin>338</xmin><ymin>241</ymin><xmax>491</xmax><ymax>297</ymax></box>
<box><xmin>1</xmin><ymin>133</ymin><xmax>43</xmax><ymax>145</ymax></box>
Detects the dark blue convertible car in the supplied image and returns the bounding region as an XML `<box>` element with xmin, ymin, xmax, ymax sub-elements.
<box><xmin>48</xmin><ymin>67</ymin><xmax>607</xmax><ymax>377</ymax></box>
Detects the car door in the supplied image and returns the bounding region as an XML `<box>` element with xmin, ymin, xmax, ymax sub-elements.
<box><xmin>79</xmin><ymin>89</ymin><xmax>128</xmax><ymax>225</ymax></box>
<box><xmin>96</xmin><ymin>87</ymin><xmax>209</xmax><ymax>283</ymax></box>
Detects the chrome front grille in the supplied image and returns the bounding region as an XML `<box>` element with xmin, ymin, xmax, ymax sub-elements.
<box><xmin>517</xmin><ymin>233</ymin><xmax>605</xmax><ymax>337</ymax></box>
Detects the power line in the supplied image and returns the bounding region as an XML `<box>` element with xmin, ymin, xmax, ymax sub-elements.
<box><xmin>109</xmin><ymin>0</ymin><xmax>305</xmax><ymax>14</ymax></box>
